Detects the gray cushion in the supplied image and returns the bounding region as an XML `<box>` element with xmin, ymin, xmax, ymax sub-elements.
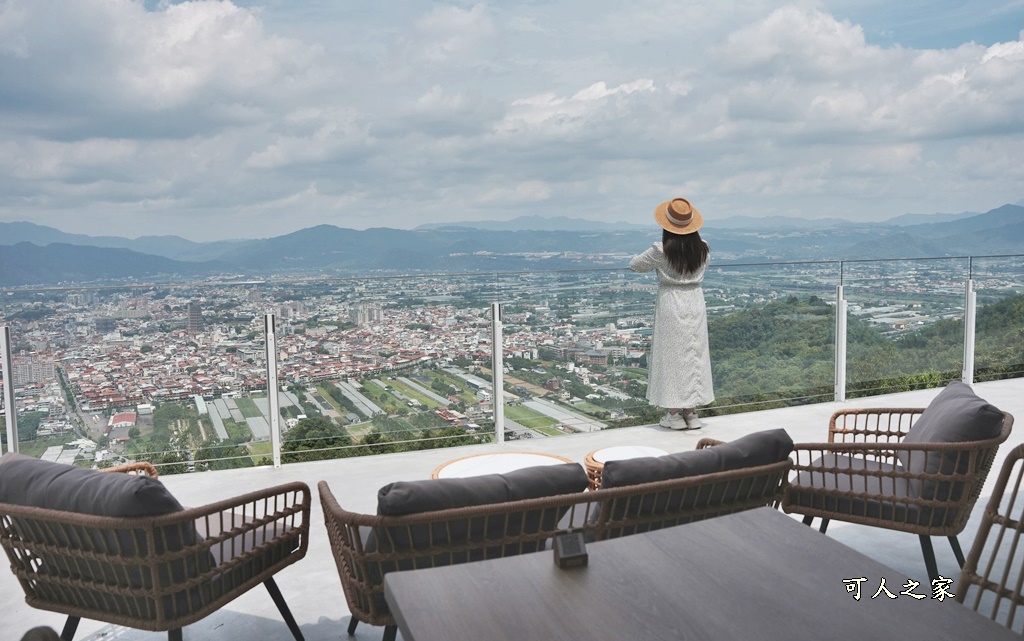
<box><xmin>787</xmin><ymin>454</ymin><xmax>955</xmax><ymax>528</ymax></box>
<box><xmin>377</xmin><ymin>461</ymin><xmax>588</xmax><ymax>515</ymax></box>
<box><xmin>601</xmin><ymin>428</ymin><xmax>794</xmax><ymax>488</ymax></box>
<box><xmin>0</xmin><ymin>452</ymin><xmax>183</xmax><ymax>516</ymax></box>
<box><xmin>0</xmin><ymin>453</ymin><xmax>208</xmax><ymax>619</ymax></box>
<box><xmin>897</xmin><ymin>382</ymin><xmax>1004</xmax><ymax>497</ymax></box>
<box><xmin>365</xmin><ymin>462</ymin><xmax>589</xmax><ymax>614</ymax></box>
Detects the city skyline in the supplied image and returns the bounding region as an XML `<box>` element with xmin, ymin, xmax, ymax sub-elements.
<box><xmin>0</xmin><ymin>1</ymin><xmax>1022</xmax><ymax>242</ymax></box>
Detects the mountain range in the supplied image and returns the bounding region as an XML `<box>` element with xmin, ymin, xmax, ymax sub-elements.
<box><xmin>0</xmin><ymin>204</ymin><xmax>1021</xmax><ymax>287</ymax></box>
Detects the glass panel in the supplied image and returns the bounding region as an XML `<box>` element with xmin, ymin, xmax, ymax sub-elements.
<box><xmin>274</xmin><ymin>273</ymin><xmax>498</xmax><ymax>463</ymax></box>
<box><xmin>3</xmin><ymin>253</ymin><xmax>1019</xmax><ymax>470</ymax></box>
<box><xmin>971</xmin><ymin>255</ymin><xmax>1024</xmax><ymax>382</ymax></box>
<box><xmin>702</xmin><ymin>261</ymin><xmax>838</xmax><ymax>414</ymax></box>
<box><xmin>493</xmin><ymin>269</ymin><xmax>653</xmax><ymax>433</ymax></box>
<box><xmin>843</xmin><ymin>257</ymin><xmax>970</xmax><ymax>398</ymax></box>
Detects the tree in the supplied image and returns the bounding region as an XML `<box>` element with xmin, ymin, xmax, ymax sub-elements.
<box><xmin>282</xmin><ymin>416</ymin><xmax>352</xmax><ymax>462</ymax></box>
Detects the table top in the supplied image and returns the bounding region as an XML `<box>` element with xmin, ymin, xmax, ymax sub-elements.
<box><xmin>431</xmin><ymin>451</ymin><xmax>574</xmax><ymax>479</ymax></box>
<box><xmin>385</xmin><ymin>507</ymin><xmax>1018</xmax><ymax>641</ymax></box>
<box><xmin>589</xmin><ymin>445</ymin><xmax>668</xmax><ymax>464</ymax></box>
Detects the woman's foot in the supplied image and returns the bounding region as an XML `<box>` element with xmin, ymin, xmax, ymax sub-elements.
<box><xmin>660</xmin><ymin>410</ymin><xmax>700</xmax><ymax>431</ymax></box>
<box><xmin>660</xmin><ymin>411</ymin><xmax>687</xmax><ymax>429</ymax></box>
<box><xmin>682</xmin><ymin>409</ymin><xmax>703</xmax><ymax>431</ymax></box>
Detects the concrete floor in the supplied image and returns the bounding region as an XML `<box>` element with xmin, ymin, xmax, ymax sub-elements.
<box><xmin>5</xmin><ymin>378</ymin><xmax>1023</xmax><ymax>641</ymax></box>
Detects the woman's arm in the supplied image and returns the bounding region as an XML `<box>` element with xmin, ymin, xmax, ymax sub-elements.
<box><xmin>629</xmin><ymin>244</ymin><xmax>661</xmax><ymax>273</ymax></box>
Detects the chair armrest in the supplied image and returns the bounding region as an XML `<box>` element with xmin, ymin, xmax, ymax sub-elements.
<box><xmin>826</xmin><ymin>408</ymin><xmax>923</xmax><ymax>444</ymax></box>
<box><xmin>696</xmin><ymin>438</ymin><xmax>725</xmax><ymax>449</ymax></box>
<box><xmin>101</xmin><ymin>461</ymin><xmax>159</xmax><ymax>477</ymax></box>
<box><xmin>176</xmin><ymin>481</ymin><xmax>311</xmax><ymax>570</ymax></box>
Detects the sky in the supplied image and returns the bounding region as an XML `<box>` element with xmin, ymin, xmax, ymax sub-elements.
<box><xmin>0</xmin><ymin>0</ymin><xmax>1022</xmax><ymax>242</ymax></box>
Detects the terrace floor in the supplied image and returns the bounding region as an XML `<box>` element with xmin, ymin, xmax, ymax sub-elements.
<box><xmin>6</xmin><ymin>378</ymin><xmax>1024</xmax><ymax>641</ymax></box>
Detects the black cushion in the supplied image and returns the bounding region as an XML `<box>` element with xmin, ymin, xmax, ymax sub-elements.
<box><xmin>0</xmin><ymin>452</ymin><xmax>183</xmax><ymax>516</ymax></box>
<box><xmin>377</xmin><ymin>461</ymin><xmax>588</xmax><ymax>515</ymax></box>
<box><xmin>601</xmin><ymin>428</ymin><xmax>794</xmax><ymax>488</ymax></box>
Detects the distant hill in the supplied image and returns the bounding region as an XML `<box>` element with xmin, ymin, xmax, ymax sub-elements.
<box><xmin>0</xmin><ymin>242</ymin><xmax>223</xmax><ymax>287</ymax></box>
<box><xmin>708</xmin><ymin>215</ymin><xmax>857</xmax><ymax>230</ymax></box>
<box><xmin>883</xmin><ymin>211</ymin><xmax>978</xmax><ymax>226</ymax></box>
<box><xmin>0</xmin><ymin>221</ymin><xmax>253</xmax><ymax>261</ymax></box>
<box><xmin>844</xmin><ymin>232</ymin><xmax>948</xmax><ymax>260</ymax></box>
<box><xmin>0</xmin><ymin>203</ymin><xmax>1020</xmax><ymax>285</ymax></box>
<box><xmin>415</xmin><ymin>215</ymin><xmax>648</xmax><ymax>232</ymax></box>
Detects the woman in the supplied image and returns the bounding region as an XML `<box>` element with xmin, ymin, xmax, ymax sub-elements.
<box><xmin>629</xmin><ymin>197</ymin><xmax>714</xmax><ymax>431</ymax></box>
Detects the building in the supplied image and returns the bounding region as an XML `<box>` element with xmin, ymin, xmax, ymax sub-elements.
<box><xmin>187</xmin><ymin>301</ymin><xmax>204</xmax><ymax>333</ymax></box>
<box><xmin>12</xmin><ymin>354</ymin><xmax>56</xmax><ymax>387</ymax></box>
<box><xmin>349</xmin><ymin>303</ymin><xmax>383</xmax><ymax>327</ymax></box>
<box><xmin>94</xmin><ymin>317</ymin><xmax>117</xmax><ymax>334</ymax></box>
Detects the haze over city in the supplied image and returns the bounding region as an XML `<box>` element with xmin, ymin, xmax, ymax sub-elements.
<box><xmin>1</xmin><ymin>0</ymin><xmax>1022</xmax><ymax>242</ymax></box>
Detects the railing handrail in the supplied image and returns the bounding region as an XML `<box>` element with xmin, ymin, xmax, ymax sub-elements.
<box><xmin>2</xmin><ymin>253</ymin><xmax>1022</xmax><ymax>295</ymax></box>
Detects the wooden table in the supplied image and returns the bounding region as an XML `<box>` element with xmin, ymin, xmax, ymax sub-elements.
<box><xmin>431</xmin><ymin>451</ymin><xmax>573</xmax><ymax>479</ymax></box>
<box><xmin>385</xmin><ymin>507</ymin><xmax>1018</xmax><ymax>641</ymax></box>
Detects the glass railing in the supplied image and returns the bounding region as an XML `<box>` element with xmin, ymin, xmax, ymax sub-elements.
<box><xmin>971</xmin><ymin>255</ymin><xmax>1024</xmax><ymax>382</ymax></box>
<box><xmin>842</xmin><ymin>257</ymin><xmax>970</xmax><ymax>398</ymax></box>
<box><xmin>703</xmin><ymin>261</ymin><xmax>838</xmax><ymax>412</ymax></box>
<box><xmin>3</xmin><ymin>254</ymin><xmax>1024</xmax><ymax>472</ymax></box>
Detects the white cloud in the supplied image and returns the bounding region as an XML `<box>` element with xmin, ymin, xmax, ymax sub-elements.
<box><xmin>412</xmin><ymin>3</ymin><xmax>495</xmax><ymax>63</ymax></box>
<box><xmin>479</xmin><ymin>181</ymin><xmax>553</xmax><ymax>203</ymax></box>
<box><xmin>0</xmin><ymin>0</ymin><xmax>1021</xmax><ymax>240</ymax></box>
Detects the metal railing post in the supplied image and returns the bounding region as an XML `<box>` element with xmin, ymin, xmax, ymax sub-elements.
<box><xmin>265</xmin><ymin>313</ymin><xmax>282</xmax><ymax>468</ymax></box>
<box><xmin>963</xmin><ymin>278</ymin><xmax>977</xmax><ymax>384</ymax></box>
<box><xmin>2</xmin><ymin>326</ymin><xmax>17</xmax><ymax>454</ymax></box>
<box><xmin>491</xmin><ymin>302</ymin><xmax>505</xmax><ymax>445</ymax></box>
<box><xmin>835</xmin><ymin>285</ymin><xmax>847</xmax><ymax>402</ymax></box>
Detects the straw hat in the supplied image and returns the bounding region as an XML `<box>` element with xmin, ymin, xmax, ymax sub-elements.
<box><xmin>653</xmin><ymin>197</ymin><xmax>703</xmax><ymax>235</ymax></box>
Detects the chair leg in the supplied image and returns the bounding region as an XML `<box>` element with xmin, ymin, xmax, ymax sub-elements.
<box><xmin>168</xmin><ymin>630</ymin><xmax>183</xmax><ymax>641</ymax></box>
<box><xmin>264</xmin><ymin>577</ymin><xmax>304</xmax><ymax>641</ymax></box>
<box><xmin>802</xmin><ymin>515</ymin><xmax>814</xmax><ymax>526</ymax></box>
<box><xmin>920</xmin><ymin>535</ymin><xmax>940</xmax><ymax>580</ymax></box>
<box><xmin>60</xmin><ymin>616</ymin><xmax>80</xmax><ymax>641</ymax></box>
<box><xmin>818</xmin><ymin>518</ymin><xmax>830</xmax><ymax>534</ymax></box>
<box><xmin>383</xmin><ymin>625</ymin><xmax>398</xmax><ymax>641</ymax></box>
<box><xmin>348</xmin><ymin>617</ymin><xmax>359</xmax><ymax>635</ymax></box>
<box><xmin>948</xmin><ymin>535</ymin><xmax>966</xmax><ymax>568</ymax></box>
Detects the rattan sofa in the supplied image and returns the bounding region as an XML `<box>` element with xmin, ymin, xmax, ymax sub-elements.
<box><xmin>782</xmin><ymin>382</ymin><xmax>1013</xmax><ymax>579</ymax></box>
<box><xmin>0</xmin><ymin>453</ymin><xmax>311</xmax><ymax>641</ymax></box>
<box><xmin>320</xmin><ymin>429</ymin><xmax>794</xmax><ymax>641</ymax></box>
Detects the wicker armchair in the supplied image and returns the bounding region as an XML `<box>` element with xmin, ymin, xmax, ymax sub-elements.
<box><xmin>782</xmin><ymin>404</ymin><xmax>1013</xmax><ymax>579</ymax></box>
<box><xmin>0</xmin><ymin>457</ymin><xmax>311</xmax><ymax>641</ymax></box>
<box><xmin>956</xmin><ymin>443</ymin><xmax>1024</xmax><ymax>633</ymax></box>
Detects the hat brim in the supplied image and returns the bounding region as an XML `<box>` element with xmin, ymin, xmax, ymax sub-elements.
<box><xmin>654</xmin><ymin>199</ymin><xmax>704</xmax><ymax>235</ymax></box>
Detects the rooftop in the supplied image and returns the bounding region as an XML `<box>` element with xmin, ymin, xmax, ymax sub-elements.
<box><xmin>5</xmin><ymin>378</ymin><xmax>1024</xmax><ymax>641</ymax></box>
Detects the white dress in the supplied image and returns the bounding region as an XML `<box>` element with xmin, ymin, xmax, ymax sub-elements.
<box><xmin>629</xmin><ymin>242</ymin><xmax>715</xmax><ymax>409</ymax></box>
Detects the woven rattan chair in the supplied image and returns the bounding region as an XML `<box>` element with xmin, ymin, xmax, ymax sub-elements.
<box><xmin>0</xmin><ymin>460</ymin><xmax>311</xmax><ymax>641</ymax></box>
<box><xmin>956</xmin><ymin>443</ymin><xmax>1024</xmax><ymax>632</ymax></box>
<box><xmin>782</xmin><ymin>404</ymin><xmax>1013</xmax><ymax>580</ymax></box>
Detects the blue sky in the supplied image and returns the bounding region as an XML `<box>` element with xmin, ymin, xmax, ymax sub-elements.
<box><xmin>0</xmin><ymin>0</ymin><xmax>1022</xmax><ymax>241</ymax></box>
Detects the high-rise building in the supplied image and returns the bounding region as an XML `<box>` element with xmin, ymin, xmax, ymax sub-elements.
<box><xmin>13</xmin><ymin>354</ymin><xmax>56</xmax><ymax>387</ymax></box>
<box><xmin>94</xmin><ymin>317</ymin><xmax>117</xmax><ymax>334</ymax></box>
<box><xmin>349</xmin><ymin>303</ymin><xmax>383</xmax><ymax>327</ymax></box>
<box><xmin>187</xmin><ymin>301</ymin><xmax>203</xmax><ymax>333</ymax></box>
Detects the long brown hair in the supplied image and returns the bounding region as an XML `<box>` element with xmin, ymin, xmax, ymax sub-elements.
<box><xmin>662</xmin><ymin>229</ymin><xmax>708</xmax><ymax>275</ymax></box>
